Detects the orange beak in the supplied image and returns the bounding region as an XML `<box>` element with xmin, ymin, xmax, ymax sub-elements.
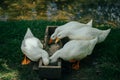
<box><xmin>48</xmin><ymin>38</ymin><xmax>53</xmax><ymax>44</ymax></box>
<box><xmin>55</xmin><ymin>37</ymin><xmax>60</xmax><ymax>43</ymax></box>
<box><xmin>21</xmin><ymin>55</ymin><xmax>31</xmax><ymax>65</ymax></box>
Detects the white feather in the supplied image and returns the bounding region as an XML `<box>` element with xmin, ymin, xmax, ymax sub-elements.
<box><xmin>21</xmin><ymin>28</ymin><xmax>49</xmax><ymax>65</ymax></box>
<box><xmin>50</xmin><ymin>20</ymin><xmax>93</xmax><ymax>40</ymax></box>
<box><xmin>50</xmin><ymin>38</ymin><xmax>97</xmax><ymax>63</ymax></box>
<box><xmin>57</xmin><ymin>27</ymin><xmax>111</xmax><ymax>43</ymax></box>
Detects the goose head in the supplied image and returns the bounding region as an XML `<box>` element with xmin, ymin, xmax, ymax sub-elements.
<box><xmin>55</xmin><ymin>30</ymin><xmax>70</xmax><ymax>43</ymax></box>
<box><xmin>41</xmin><ymin>51</ymin><xmax>49</xmax><ymax>66</ymax></box>
<box><xmin>42</xmin><ymin>58</ymin><xmax>49</xmax><ymax>66</ymax></box>
<box><xmin>49</xmin><ymin>27</ymin><xmax>61</xmax><ymax>44</ymax></box>
<box><xmin>49</xmin><ymin>33</ymin><xmax>57</xmax><ymax>44</ymax></box>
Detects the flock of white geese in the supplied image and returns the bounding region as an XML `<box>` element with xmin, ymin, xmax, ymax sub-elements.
<box><xmin>21</xmin><ymin>20</ymin><xmax>111</xmax><ymax>70</ymax></box>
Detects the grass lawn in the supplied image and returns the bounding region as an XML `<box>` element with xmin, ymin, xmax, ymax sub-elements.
<box><xmin>0</xmin><ymin>20</ymin><xmax>120</xmax><ymax>80</ymax></box>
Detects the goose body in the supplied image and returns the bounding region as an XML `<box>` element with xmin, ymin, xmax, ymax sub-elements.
<box><xmin>50</xmin><ymin>38</ymin><xmax>97</xmax><ymax>63</ymax></box>
<box><xmin>56</xmin><ymin>27</ymin><xmax>111</xmax><ymax>43</ymax></box>
<box><xmin>21</xmin><ymin>28</ymin><xmax>49</xmax><ymax>65</ymax></box>
<box><xmin>50</xmin><ymin>20</ymin><xmax>93</xmax><ymax>40</ymax></box>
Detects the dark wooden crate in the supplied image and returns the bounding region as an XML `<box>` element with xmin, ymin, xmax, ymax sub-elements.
<box><xmin>38</xmin><ymin>59</ymin><xmax>61</xmax><ymax>79</ymax></box>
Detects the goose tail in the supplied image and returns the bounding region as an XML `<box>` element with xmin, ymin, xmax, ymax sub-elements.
<box><xmin>24</xmin><ymin>28</ymin><xmax>34</xmax><ymax>39</ymax></box>
<box><xmin>99</xmin><ymin>29</ymin><xmax>111</xmax><ymax>43</ymax></box>
<box><xmin>87</xmin><ymin>19</ymin><xmax>93</xmax><ymax>27</ymax></box>
<box><xmin>90</xmin><ymin>37</ymin><xmax>98</xmax><ymax>47</ymax></box>
<box><xmin>88</xmin><ymin>37</ymin><xmax>98</xmax><ymax>55</ymax></box>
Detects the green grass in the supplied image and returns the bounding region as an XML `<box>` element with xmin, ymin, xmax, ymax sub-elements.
<box><xmin>0</xmin><ymin>20</ymin><xmax>120</xmax><ymax>80</ymax></box>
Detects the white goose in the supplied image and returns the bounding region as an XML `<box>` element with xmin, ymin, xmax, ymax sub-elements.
<box><xmin>55</xmin><ymin>27</ymin><xmax>111</xmax><ymax>43</ymax></box>
<box><xmin>50</xmin><ymin>38</ymin><xmax>98</xmax><ymax>70</ymax></box>
<box><xmin>49</xmin><ymin>20</ymin><xmax>93</xmax><ymax>43</ymax></box>
<box><xmin>21</xmin><ymin>28</ymin><xmax>49</xmax><ymax>65</ymax></box>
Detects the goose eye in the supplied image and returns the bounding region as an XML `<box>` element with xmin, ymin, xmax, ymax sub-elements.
<box><xmin>58</xmin><ymin>35</ymin><xmax>60</xmax><ymax>37</ymax></box>
<box><xmin>52</xmin><ymin>35</ymin><xmax>54</xmax><ymax>38</ymax></box>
